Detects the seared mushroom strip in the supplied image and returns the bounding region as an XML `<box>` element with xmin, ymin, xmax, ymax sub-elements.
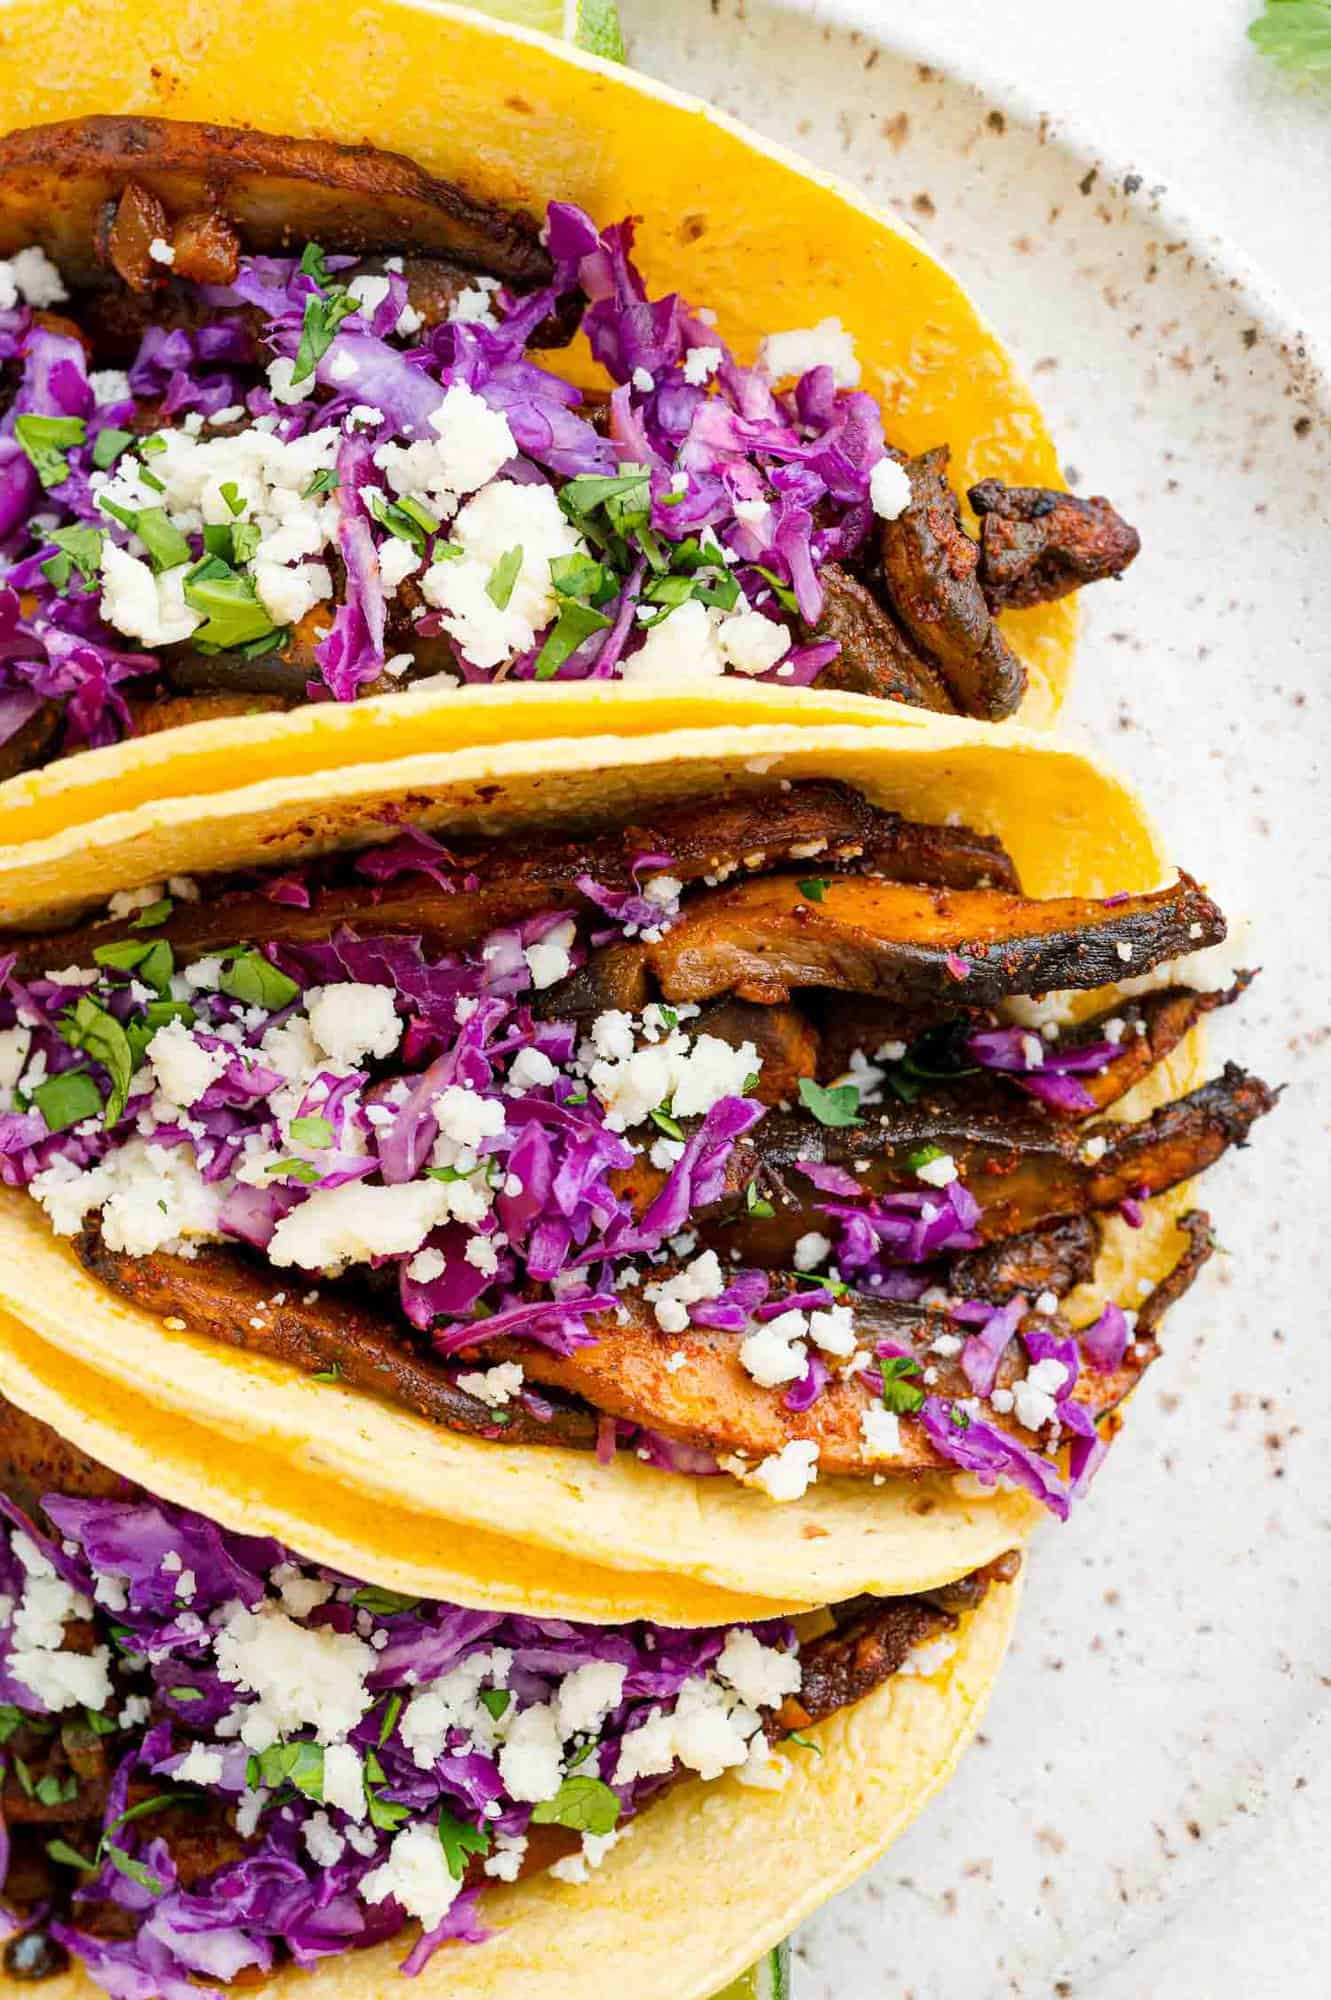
<box><xmin>7</xmin><ymin>783</ymin><xmax>1018</xmax><ymax>974</ymax></box>
<box><xmin>645</xmin><ymin>872</ymin><xmax>1225</xmax><ymax>1009</ymax></box>
<box><xmin>982</xmin><ymin>977</ymin><xmax>1253</xmax><ymax>1121</ymax></box>
<box><xmin>876</xmin><ymin>448</ymin><xmax>1026</xmax><ymax>720</ymax></box>
<box><xmin>74</xmin><ymin>1228</ymin><xmax>596</xmax><ymax>1450</ymax></box>
<box><xmin>480</xmin><ymin>1278</ymin><xmax>1144</xmax><ymax>1480</ymax></box>
<box><xmin>968</xmin><ymin>480</ymin><xmax>1141</xmax><ymax>611</ymax></box>
<box><xmin>947</xmin><ymin>1215</ymin><xmax>1102</xmax><ymax>1304</ymax></box>
<box><xmin>0</xmin><ymin>117</ymin><xmax>555</xmax><ymax>290</ymax></box>
<box><xmin>703</xmin><ymin>1065</ymin><xmax>1276</xmax><ymax>1264</ymax></box>
<box><xmin>807</xmin><ymin>563</ymin><xmax>955</xmax><ymax>712</ymax></box>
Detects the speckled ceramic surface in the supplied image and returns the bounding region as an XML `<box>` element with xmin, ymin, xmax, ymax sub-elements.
<box><xmin>618</xmin><ymin>3</ymin><xmax>1331</xmax><ymax>1994</ymax></box>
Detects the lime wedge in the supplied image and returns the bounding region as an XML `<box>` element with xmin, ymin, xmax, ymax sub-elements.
<box><xmin>711</xmin><ymin>1943</ymin><xmax>792</xmax><ymax>2000</ymax></box>
<box><xmin>451</xmin><ymin>0</ymin><xmax>625</xmax><ymax>60</ymax></box>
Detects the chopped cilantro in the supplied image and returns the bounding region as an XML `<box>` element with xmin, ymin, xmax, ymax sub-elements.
<box><xmin>532</xmin><ymin>598</ymin><xmax>612</xmax><ymax>679</ymax></box>
<box><xmin>879</xmin><ymin>1354</ymin><xmax>925</xmax><ymax>1416</ymax></box>
<box><xmin>531</xmin><ymin>1775</ymin><xmax>621</xmax><ymax>1836</ymax></box>
<box><xmin>40</xmin><ymin>523</ymin><xmax>104</xmax><ymax>593</ymax></box>
<box><xmin>479</xmin><ymin>1688</ymin><xmax>511</xmax><ymax>1721</ymax></box>
<box><xmin>437</xmin><ymin>1804</ymin><xmax>490</xmax><ymax>1880</ymax></box>
<box><xmin>219</xmin><ymin>949</ymin><xmax>299</xmax><ymax>1011</ymax></box>
<box><xmin>1249</xmin><ymin>0</ymin><xmax>1331</xmax><ymax>70</ymax></box>
<box><xmin>786</xmin><ymin>1731</ymin><xmax>823</xmax><ymax>1756</ymax></box>
<box><xmin>376</xmin><ymin>1693</ymin><xmax>403</xmax><ymax>1747</ymax></box>
<box><xmin>288</xmin><ymin>1114</ymin><xmax>334</xmax><ymax>1148</ymax></box>
<box><xmin>46</xmin><ymin>1837</ymin><xmax>97</xmax><ymax>1872</ymax></box>
<box><xmin>91</xmin><ymin>427</ymin><xmax>134</xmax><ymax>472</ymax></box>
<box><xmin>485</xmin><ymin>544</ymin><xmax>524</xmax><ymax>611</ymax></box>
<box><xmin>291</xmin><ymin>283</ymin><xmax>359</xmax><ymax>386</ymax></box>
<box><xmin>14</xmin><ymin>413</ymin><xmax>85</xmax><ymax>488</ymax></box>
<box><xmin>796</xmin><ymin>878</ymin><xmax>828</xmax><ymax>903</ymax></box>
<box><xmin>303</xmin><ymin>468</ymin><xmax>340</xmax><ymax>499</ymax></box>
<box><xmin>59</xmin><ymin>996</ymin><xmax>134</xmax><ymax>1124</ymax></box>
<box><xmin>130</xmin><ymin>897</ymin><xmax>174</xmax><ymax>930</ymax></box>
<box><xmin>649</xmin><ymin>1105</ymin><xmax>685</xmax><ymax>1141</ymax></box>
<box><xmin>797</xmin><ymin>1076</ymin><xmax>862</xmax><ymax>1127</ymax></box>
<box><xmin>351</xmin><ymin>1585</ymin><xmax>421</xmax><ymax>1615</ymax></box>
<box><xmin>32</xmin><ymin>1068</ymin><xmax>102</xmax><ymax>1134</ymax></box>
<box><xmin>133</xmin><ymin>507</ymin><xmax>192</xmax><ymax>572</ymax></box>
<box><xmin>745</xmin><ymin>1179</ymin><xmax>775</xmax><ymax>1218</ymax></box>
<box><xmin>182</xmin><ymin>555</ymin><xmax>283</xmax><ymax>652</ymax></box>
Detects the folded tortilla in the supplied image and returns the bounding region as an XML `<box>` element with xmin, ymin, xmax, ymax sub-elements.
<box><xmin>0</xmin><ymin>1349</ymin><xmax>1020</xmax><ymax>2000</ymax></box>
<box><xmin>0</xmin><ymin>713</ymin><xmax>1213</xmax><ymax>1616</ymax></box>
<box><xmin>0</xmin><ymin>0</ymin><xmax>1077</xmax><ymax>862</ymax></box>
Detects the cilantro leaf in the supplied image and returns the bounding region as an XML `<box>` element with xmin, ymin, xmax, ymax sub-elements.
<box><xmin>292</xmin><ymin>284</ymin><xmax>359</xmax><ymax>386</ymax></box>
<box><xmin>1249</xmin><ymin>0</ymin><xmax>1331</xmax><ymax>70</ymax></box>
<box><xmin>796</xmin><ymin>878</ymin><xmax>828</xmax><ymax>903</ymax></box>
<box><xmin>15</xmin><ymin>413</ymin><xmax>86</xmax><ymax>489</ymax></box>
<box><xmin>59</xmin><ymin>996</ymin><xmax>134</xmax><ymax>1124</ymax></box>
<box><xmin>485</xmin><ymin>544</ymin><xmax>524</xmax><ymax>611</ymax></box>
<box><xmin>879</xmin><ymin>1354</ymin><xmax>925</xmax><ymax>1416</ymax></box>
<box><xmin>797</xmin><ymin>1076</ymin><xmax>862</xmax><ymax>1127</ymax></box>
<box><xmin>41</xmin><ymin>524</ymin><xmax>104</xmax><ymax>594</ymax></box>
<box><xmin>183</xmin><ymin>556</ymin><xmax>284</xmax><ymax>652</ymax></box>
<box><xmin>437</xmin><ymin>1804</ymin><xmax>491</xmax><ymax>1880</ymax></box>
<box><xmin>46</xmin><ymin>1837</ymin><xmax>97</xmax><ymax>1872</ymax></box>
<box><xmin>92</xmin><ymin>427</ymin><xmax>134</xmax><ymax>471</ymax></box>
<box><xmin>219</xmin><ymin>950</ymin><xmax>299</xmax><ymax>1012</ymax></box>
<box><xmin>288</xmin><ymin>1114</ymin><xmax>334</xmax><ymax>1149</ymax></box>
<box><xmin>32</xmin><ymin>1068</ymin><xmax>102</xmax><ymax>1134</ymax></box>
<box><xmin>533</xmin><ymin>599</ymin><xmax>612</xmax><ymax>679</ymax></box>
<box><xmin>351</xmin><ymin>1585</ymin><xmax>421</xmax><ymax>1615</ymax></box>
<box><xmin>529</xmin><ymin>1775</ymin><xmax>621</xmax><ymax>1836</ymax></box>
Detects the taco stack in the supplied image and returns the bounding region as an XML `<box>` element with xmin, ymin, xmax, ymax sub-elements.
<box><xmin>0</xmin><ymin>7</ymin><xmax>1276</xmax><ymax>1993</ymax></box>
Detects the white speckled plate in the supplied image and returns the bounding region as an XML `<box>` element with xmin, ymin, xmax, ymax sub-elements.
<box><xmin>618</xmin><ymin>4</ymin><xmax>1331</xmax><ymax>1995</ymax></box>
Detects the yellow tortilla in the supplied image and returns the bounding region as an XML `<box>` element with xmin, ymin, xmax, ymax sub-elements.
<box><xmin>0</xmin><ymin>715</ymin><xmax>1209</xmax><ymax>1612</ymax></box>
<box><xmin>14</xmin><ymin>1561</ymin><xmax>1018</xmax><ymax>2000</ymax></box>
<box><xmin>0</xmin><ymin>0</ymin><xmax>1075</xmax><ymax>857</ymax></box>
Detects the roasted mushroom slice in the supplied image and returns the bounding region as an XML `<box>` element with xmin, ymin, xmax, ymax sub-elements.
<box><xmin>876</xmin><ymin>447</ymin><xmax>1026</xmax><ymax>720</ymax></box>
<box><xmin>808</xmin><ymin>562</ymin><xmax>955</xmax><ymax>712</ymax></box>
<box><xmin>969</xmin><ymin>479</ymin><xmax>1142</xmax><ymax>611</ymax></box>
<box><xmin>74</xmin><ymin>1229</ymin><xmax>596</xmax><ymax>1449</ymax></box>
<box><xmin>0</xmin><ymin>117</ymin><xmax>554</xmax><ymax>289</ymax></box>
<box><xmin>700</xmin><ymin>1065</ymin><xmax>1276</xmax><ymax>1264</ymax></box>
<box><xmin>645</xmin><ymin>872</ymin><xmax>1226</xmax><ymax>1008</ymax></box>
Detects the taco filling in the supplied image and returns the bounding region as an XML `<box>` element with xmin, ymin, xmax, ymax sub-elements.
<box><xmin>0</xmin><ymin>115</ymin><xmax>1139</xmax><ymax>773</ymax></box>
<box><xmin>0</xmin><ymin>781</ymin><xmax>1274</xmax><ymax>1517</ymax></box>
<box><xmin>0</xmin><ymin>1398</ymin><xmax>1018</xmax><ymax>1990</ymax></box>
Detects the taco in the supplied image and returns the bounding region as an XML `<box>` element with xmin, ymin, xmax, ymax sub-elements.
<box><xmin>0</xmin><ymin>1391</ymin><xmax>1020</xmax><ymax>1999</ymax></box>
<box><xmin>0</xmin><ymin>717</ymin><xmax>1275</xmax><ymax>1612</ymax></box>
<box><xmin>0</xmin><ymin>43</ymin><xmax>1137</xmax><ymax>819</ymax></box>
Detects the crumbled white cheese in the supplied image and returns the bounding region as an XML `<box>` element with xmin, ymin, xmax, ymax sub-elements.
<box><xmin>98</xmin><ymin>542</ymin><xmax>201</xmax><ymax>648</ymax></box>
<box><xmin>745</xmin><ymin>1439</ymin><xmax>820</xmax><ymax>1502</ymax></box>
<box><xmin>456</xmin><ymin>1362</ymin><xmax>525</xmax><ymax>1408</ymax></box>
<box><xmin>523</xmin><ymin>919</ymin><xmax>578</xmax><ymax>991</ymax></box>
<box><xmin>716</xmin><ymin>1630</ymin><xmax>801</xmax><ymax>1710</ymax></box>
<box><xmin>645</xmin><ymin>1249</ymin><xmax>727</xmax><ymax>1334</ymax></box>
<box><xmin>859</xmin><ymin>1406</ymin><xmax>903</xmax><ymax>1461</ymax></box>
<box><xmin>31</xmin><ymin>1141</ymin><xmax>224</xmax><ymax>1258</ymax></box>
<box><xmin>869</xmin><ymin>457</ymin><xmax>913</xmax><ymax>520</ymax></box>
<box><xmin>759</xmin><ymin>318</ymin><xmax>861</xmax><ymax>389</ymax></box>
<box><xmin>555</xmin><ymin>1661</ymin><xmax>627</xmax><ymax>1738</ymax></box>
<box><xmin>306</xmin><ymin>983</ymin><xmax>403</xmax><ymax>1066</ymax></box>
<box><xmin>683</xmin><ymin>345</ymin><xmax>723</xmax><ymax>385</ymax></box>
<box><xmin>215</xmin><ymin>1602</ymin><xmax>374</xmax><ymax>1752</ymax></box>
<box><xmin>267</xmin><ymin>1178</ymin><xmax>475</xmax><ymax>1274</ymax></box>
<box><xmin>361</xmin><ymin>1822</ymin><xmax>461</xmax><ymax>1929</ymax></box>
<box><xmin>147</xmin><ymin>1018</ymin><xmax>228</xmax><ymax>1109</ymax></box>
<box><xmin>1011</xmin><ymin>1357</ymin><xmax>1069</xmax><ymax>1433</ymax></box>
<box><xmin>717</xmin><ymin>609</ymin><xmax>790</xmax><ymax>677</ymax></box>
<box><xmin>148</xmin><ymin>236</ymin><xmax>176</xmax><ymax>266</ymax></box>
<box><xmin>792</xmin><ymin>1231</ymin><xmax>832</xmax><ymax>1271</ymax></box>
<box><xmin>420</xmin><ymin>476</ymin><xmax>583</xmax><ymax>670</ymax></box>
<box><xmin>497</xmin><ymin>1701</ymin><xmax>564</xmax><ymax>1804</ymax></box>
<box><xmin>620</xmin><ymin>597</ymin><xmax>726</xmax><ymax>683</ymax></box>
<box><xmin>0</xmin><ymin>245</ymin><xmax>68</xmax><ymax>310</ymax></box>
<box><xmin>739</xmin><ymin>1310</ymin><xmax>809</xmax><ymax>1387</ymax></box>
<box><xmin>5</xmin><ymin>1530</ymin><xmax>112</xmax><ymax>1713</ymax></box>
<box><xmin>590</xmin><ymin>1025</ymin><xmax>758</xmax><ymax>1132</ymax></box>
<box><xmin>914</xmin><ymin>1151</ymin><xmax>959</xmax><ymax>1188</ymax></box>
